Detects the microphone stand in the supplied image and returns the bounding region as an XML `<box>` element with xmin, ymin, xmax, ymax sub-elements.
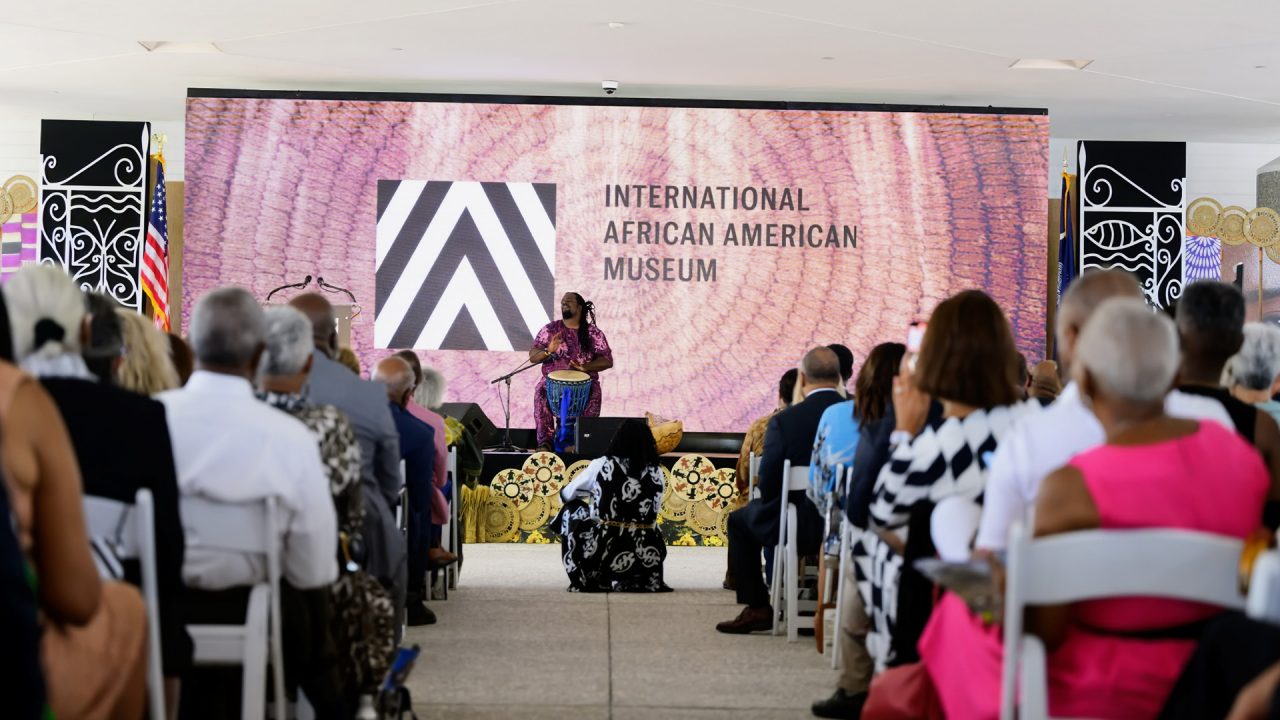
<box><xmin>265</xmin><ymin>274</ymin><xmax>312</xmax><ymax>301</ymax></box>
<box><xmin>316</xmin><ymin>277</ymin><xmax>361</xmax><ymax>319</ymax></box>
<box><xmin>488</xmin><ymin>358</ymin><xmax>542</xmax><ymax>452</ymax></box>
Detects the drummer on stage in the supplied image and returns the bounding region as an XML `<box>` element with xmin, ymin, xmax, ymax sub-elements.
<box><xmin>529</xmin><ymin>292</ymin><xmax>614</xmax><ymax>450</ymax></box>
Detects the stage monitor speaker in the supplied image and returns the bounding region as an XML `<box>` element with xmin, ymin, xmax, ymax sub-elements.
<box><xmin>576</xmin><ymin>417</ymin><xmax>644</xmax><ymax>457</ymax></box>
<box><xmin>438</xmin><ymin>402</ymin><xmax>498</xmax><ymax>447</ymax></box>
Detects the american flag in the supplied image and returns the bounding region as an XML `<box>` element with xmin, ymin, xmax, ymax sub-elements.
<box><xmin>141</xmin><ymin>158</ymin><xmax>170</xmax><ymax>330</ymax></box>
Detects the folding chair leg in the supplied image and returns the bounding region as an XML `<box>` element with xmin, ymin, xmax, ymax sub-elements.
<box><xmin>242</xmin><ymin>587</ymin><xmax>269</xmax><ymax>720</ymax></box>
<box><xmin>783</xmin><ymin>509</ymin><xmax>793</xmax><ymax>638</ymax></box>
<box><xmin>768</xmin><ymin>543</ymin><xmax>778</xmax><ymax>632</ymax></box>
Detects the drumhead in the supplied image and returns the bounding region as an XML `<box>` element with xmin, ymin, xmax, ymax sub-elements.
<box><xmin>547</xmin><ymin>370</ymin><xmax>591</xmax><ymax>383</ymax></box>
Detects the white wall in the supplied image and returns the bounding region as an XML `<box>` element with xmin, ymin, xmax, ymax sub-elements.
<box><xmin>0</xmin><ymin>110</ymin><xmax>185</xmax><ymax>183</ymax></box>
<box><xmin>1048</xmin><ymin>137</ymin><xmax>1280</xmax><ymax>207</ymax></box>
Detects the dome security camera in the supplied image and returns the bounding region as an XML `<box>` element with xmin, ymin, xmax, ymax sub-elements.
<box><xmin>602</xmin><ymin>80</ymin><xmax>619</xmax><ymax>95</ymax></box>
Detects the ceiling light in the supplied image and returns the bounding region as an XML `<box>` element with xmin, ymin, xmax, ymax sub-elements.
<box><xmin>1009</xmin><ymin>58</ymin><xmax>1093</xmax><ymax>71</ymax></box>
<box><xmin>391</xmin><ymin>47</ymin><xmax>404</xmax><ymax>52</ymax></box>
<box><xmin>607</xmin><ymin>22</ymin><xmax>625</xmax><ymax>30</ymax></box>
<box><xmin>1257</xmin><ymin>65</ymin><xmax>1268</xmax><ymax>70</ymax></box>
<box><xmin>821</xmin><ymin>56</ymin><xmax>835</xmax><ymax>61</ymax></box>
<box><xmin>138</xmin><ymin>41</ymin><xmax>222</xmax><ymax>54</ymax></box>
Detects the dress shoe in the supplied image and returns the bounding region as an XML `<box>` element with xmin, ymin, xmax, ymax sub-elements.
<box><xmin>811</xmin><ymin>688</ymin><xmax>867</xmax><ymax>719</ymax></box>
<box><xmin>722</xmin><ymin>571</ymin><xmax>735</xmax><ymax>591</ymax></box>
<box><xmin>428</xmin><ymin>547</ymin><xmax>458</xmax><ymax>569</ymax></box>
<box><xmin>715</xmin><ymin>605</ymin><xmax>773</xmax><ymax>634</ymax></box>
<box><xmin>406</xmin><ymin>595</ymin><xmax>436</xmax><ymax>626</ymax></box>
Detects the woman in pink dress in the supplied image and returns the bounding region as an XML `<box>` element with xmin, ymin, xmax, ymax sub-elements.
<box><xmin>919</xmin><ymin>297</ymin><xmax>1271</xmax><ymax>720</ymax></box>
<box><xmin>529</xmin><ymin>292</ymin><xmax>613</xmax><ymax>449</ymax></box>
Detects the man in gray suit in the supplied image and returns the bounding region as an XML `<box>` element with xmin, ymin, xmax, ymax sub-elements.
<box><xmin>290</xmin><ymin>294</ymin><xmax>406</xmax><ymax>624</ymax></box>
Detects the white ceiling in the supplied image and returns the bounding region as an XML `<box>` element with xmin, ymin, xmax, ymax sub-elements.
<box><xmin>2</xmin><ymin>0</ymin><xmax>1280</xmax><ymax>142</ymax></box>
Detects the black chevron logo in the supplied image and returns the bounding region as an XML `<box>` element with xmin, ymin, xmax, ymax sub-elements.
<box><xmin>375</xmin><ymin>180</ymin><xmax>556</xmax><ymax>350</ymax></box>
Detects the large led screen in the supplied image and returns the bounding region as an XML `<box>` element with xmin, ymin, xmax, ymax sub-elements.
<box><xmin>185</xmin><ymin>92</ymin><xmax>1048</xmax><ymax>432</ymax></box>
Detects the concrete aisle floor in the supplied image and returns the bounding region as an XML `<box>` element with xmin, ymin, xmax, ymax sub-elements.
<box><xmin>405</xmin><ymin>544</ymin><xmax>836</xmax><ymax>719</ymax></box>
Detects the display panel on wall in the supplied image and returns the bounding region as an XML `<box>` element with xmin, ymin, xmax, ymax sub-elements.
<box><xmin>1077</xmin><ymin>140</ymin><xmax>1186</xmax><ymax>308</ymax></box>
<box><xmin>39</xmin><ymin>120</ymin><xmax>151</xmax><ymax>310</ymax></box>
<box><xmin>185</xmin><ymin>90</ymin><xmax>1049</xmax><ymax>433</ymax></box>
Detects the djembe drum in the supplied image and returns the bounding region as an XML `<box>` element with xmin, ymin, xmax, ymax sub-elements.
<box><xmin>545</xmin><ymin>370</ymin><xmax>593</xmax><ymax>452</ymax></box>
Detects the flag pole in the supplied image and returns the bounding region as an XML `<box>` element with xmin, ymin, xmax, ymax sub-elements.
<box><xmin>151</xmin><ymin>132</ymin><xmax>167</xmax><ymax>163</ymax></box>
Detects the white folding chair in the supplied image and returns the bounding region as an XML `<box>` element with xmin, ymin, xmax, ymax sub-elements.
<box><xmin>830</xmin><ymin>466</ymin><xmax>854</xmax><ymax>669</ymax></box>
<box><xmin>769</xmin><ymin>460</ymin><xmax>818</xmax><ymax>640</ymax></box>
<box><xmin>182</xmin><ymin>496</ymin><xmax>285</xmax><ymax>720</ymax></box>
<box><xmin>83</xmin><ymin>489</ymin><xmax>165</xmax><ymax>720</ymax></box>
<box><xmin>1001</xmin><ymin>523</ymin><xmax>1245</xmax><ymax>720</ymax></box>
<box><xmin>817</xmin><ymin>465</ymin><xmax>846</xmax><ymax>655</ymax></box>
<box><xmin>749</xmin><ymin>451</ymin><xmax>761</xmax><ymax>500</ymax></box>
<box><xmin>432</xmin><ymin>447</ymin><xmax>462</xmax><ymax>600</ymax></box>
<box><xmin>445</xmin><ymin>446</ymin><xmax>460</xmax><ymax>590</ymax></box>
<box><xmin>396</xmin><ymin>460</ymin><xmax>408</xmax><ymax>534</ymax></box>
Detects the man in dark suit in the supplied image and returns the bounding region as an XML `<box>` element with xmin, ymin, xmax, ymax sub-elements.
<box><xmin>290</xmin><ymin>294</ymin><xmax>407</xmax><ymax>628</ymax></box>
<box><xmin>717</xmin><ymin>347</ymin><xmax>844</xmax><ymax>634</ymax></box>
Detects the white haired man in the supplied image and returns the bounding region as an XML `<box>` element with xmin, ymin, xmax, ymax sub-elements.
<box><xmin>158</xmin><ymin>287</ymin><xmax>341</xmax><ymax>717</ymax></box>
<box><xmin>372</xmin><ymin>355</ymin><xmax>439</xmax><ymax>626</ymax></box>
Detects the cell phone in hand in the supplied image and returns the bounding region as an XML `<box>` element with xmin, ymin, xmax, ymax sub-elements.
<box><xmin>914</xmin><ymin>558</ymin><xmax>999</xmax><ymax>618</ymax></box>
<box><xmin>906</xmin><ymin>321</ymin><xmax>927</xmax><ymax>354</ymax></box>
<box><xmin>905</xmin><ymin>321</ymin><xmax>927</xmax><ymax>373</ymax></box>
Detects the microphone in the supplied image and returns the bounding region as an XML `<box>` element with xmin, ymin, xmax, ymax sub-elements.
<box><xmin>265</xmin><ymin>274</ymin><xmax>314</xmax><ymax>301</ymax></box>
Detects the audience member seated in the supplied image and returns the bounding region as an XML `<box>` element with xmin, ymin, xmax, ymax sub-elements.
<box><xmin>259</xmin><ymin>307</ymin><xmax>364</xmax><ymax>552</ymax></box>
<box><xmin>555</xmin><ymin>418</ymin><xmax>672</xmax><ymax>593</ymax></box>
<box><xmin>828</xmin><ymin>343</ymin><xmax>855</xmax><ymax>398</ymax></box>
<box><xmin>116</xmin><ymin>305</ymin><xmax>181</xmax><ymax>394</ymax></box>
<box><xmin>859</xmin><ymin>290</ymin><xmax>1031</xmax><ymax>668</ymax></box>
<box><xmin>1016</xmin><ymin>352</ymin><xmax>1031</xmax><ymax>400</ymax></box>
<box><xmin>415</xmin><ymin>364</ymin><xmax>446</xmax><ymax>411</ymax></box>
<box><xmin>159</xmin><ymin>287</ymin><xmax>342</xmax><ymax>719</ymax></box>
<box><xmin>258</xmin><ymin>306</ymin><xmax>395</xmax><ymax>696</ymax></box>
<box><xmin>372</xmin><ymin>356</ymin><xmax>438</xmax><ymax>626</ymax></box>
<box><xmin>726</xmin><ymin>367</ymin><xmax>798</xmax><ymax>589</ymax></box>
<box><xmin>1227</xmin><ymin>321</ymin><xmax>1280</xmax><ymax>427</ymax></box>
<box><xmin>716</xmin><ymin>347</ymin><xmax>843</xmax><ymax>634</ymax></box>
<box><xmin>419</xmin><ymin>364</ymin><xmax>485</xmax><ymax>487</ymax></box>
<box><xmin>811</xmin><ymin>341</ymin><xmax>905</xmax><ymax>719</ymax></box>
<box><xmin>395</xmin><ymin>349</ymin><xmax>456</xmax><ymax>570</ymax></box>
<box><xmin>0</xmin><ymin>293</ymin><xmax>49</xmax><ymax>720</ymax></box>
<box><xmin>167</xmin><ymin>333</ymin><xmax>194</xmax><ymax>385</ymax></box>
<box><xmin>1028</xmin><ymin>360</ymin><xmax>1062</xmax><ymax>404</ymax></box>
<box><xmin>918</xmin><ymin>297</ymin><xmax>1270</xmax><ymax>720</ymax></box>
<box><xmin>734</xmin><ymin>368</ymin><xmax>799</xmax><ymax>500</ymax></box>
<box><xmin>289</xmin><ymin>294</ymin><xmax>406</xmax><ymax>623</ymax></box>
<box><xmin>337</xmin><ymin>346</ymin><xmax>362</xmax><ymax>376</ymax></box>
<box><xmin>1158</xmin><ymin>613</ymin><xmax>1280</xmax><ymax>719</ymax></box>
<box><xmin>8</xmin><ymin>268</ymin><xmax>191</xmax><ymax>715</ymax></box>
<box><xmin>814</xmin><ymin>340</ymin><xmax>906</xmax><ymax>548</ymax></box>
<box><xmin>0</xmin><ymin>276</ymin><xmax>147</xmax><ymax>720</ymax></box>
<box><xmin>975</xmin><ymin>270</ymin><xmax>1234</xmax><ymax>554</ymax></box>
<box><xmin>0</xmin><ymin>463</ymin><xmax>44</xmax><ymax>720</ymax></box>
<box><xmin>1176</xmin><ymin>281</ymin><xmax>1280</xmax><ymax>503</ymax></box>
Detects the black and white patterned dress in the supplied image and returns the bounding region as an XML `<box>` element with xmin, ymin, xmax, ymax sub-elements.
<box><xmin>258</xmin><ymin>391</ymin><xmax>364</xmax><ymax>536</ymax></box>
<box><xmin>258</xmin><ymin>390</ymin><xmax>395</xmax><ymax>690</ymax></box>
<box><xmin>855</xmin><ymin>403</ymin><xmax>1033</xmax><ymax>667</ymax></box>
<box><xmin>554</xmin><ymin>456</ymin><xmax>672</xmax><ymax>593</ymax></box>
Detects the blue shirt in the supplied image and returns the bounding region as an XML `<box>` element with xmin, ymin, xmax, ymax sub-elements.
<box><xmin>808</xmin><ymin>400</ymin><xmax>861</xmax><ymax>507</ymax></box>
